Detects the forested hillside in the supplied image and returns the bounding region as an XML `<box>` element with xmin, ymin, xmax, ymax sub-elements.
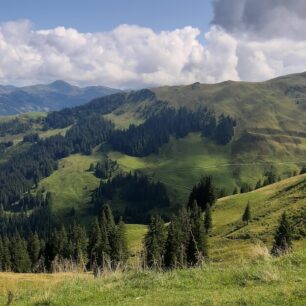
<box><xmin>0</xmin><ymin>72</ymin><xmax>306</xmax><ymax>226</ymax></box>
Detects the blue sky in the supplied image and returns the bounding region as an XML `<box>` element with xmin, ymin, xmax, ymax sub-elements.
<box><xmin>0</xmin><ymin>0</ymin><xmax>213</xmax><ymax>33</ymax></box>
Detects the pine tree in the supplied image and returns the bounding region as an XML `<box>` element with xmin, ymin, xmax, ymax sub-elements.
<box><xmin>1</xmin><ymin>236</ymin><xmax>11</xmax><ymax>271</ymax></box>
<box><xmin>271</xmin><ymin>212</ymin><xmax>292</xmax><ymax>256</ymax></box>
<box><xmin>186</xmin><ymin>203</ymin><xmax>208</xmax><ymax>266</ymax></box>
<box><xmin>165</xmin><ymin>208</ymin><xmax>191</xmax><ymax>269</ymax></box>
<box><xmin>0</xmin><ymin>237</ymin><xmax>3</xmax><ymax>271</ymax></box>
<box><xmin>232</xmin><ymin>187</ymin><xmax>239</xmax><ymax>195</ymax></box>
<box><xmin>242</xmin><ymin>202</ymin><xmax>251</xmax><ymax>225</ymax></box>
<box><xmin>67</xmin><ymin>223</ymin><xmax>88</xmax><ymax>268</ymax></box>
<box><xmin>255</xmin><ymin>180</ymin><xmax>262</xmax><ymax>189</ymax></box>
<box><xmin>144</xmin><ymin>215</ymin><xmax>167</xmax><ymax>269</ymax></box>
<box><xmin>99</xmin><ymin>207</ymin><xmax>113</xmax><ymax>265</ymax></box>
<box><xmin>27</xmin><ymin>232</ymin><xmax>41</xmax><ymax>269</ymax></box>
<box><xmin>88</xmin><ymin>218</ymin><xmax>102</xmax><ymax>266</ymax></box>
<box><xmin>188</xmin><ymin>176</ymin><xmax>216</xmax><ymax>211</ymax></box>
<box><xmin>204</xmin><ymin>205</ymin><xmax>213</xmax><ymax>234</ymax></box>
<box><xmin>10</xmin><ymin>235</ymin><xmax>31</xmax><ymax>273</ymax></box>
<box><xmin>111</xmin><ymin>217</ymin><xmax>129</xmax><ymax>265</ymax></box>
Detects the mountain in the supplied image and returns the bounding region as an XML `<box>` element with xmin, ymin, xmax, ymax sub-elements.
<box><xmin>0</xmin><ymin>80</ymin><xmax>121</xmax><ymax>115</ymax></box>
<box><xmin>1</xmin><ymin>72</ymin><xmax>306</xmax><ymax>219</ymax></box>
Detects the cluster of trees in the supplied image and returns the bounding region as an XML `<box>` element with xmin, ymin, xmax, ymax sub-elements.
<box><xmin>0</xmin><ymin>118</ymin><xmax>33</xmax><ymax>136</ymax></box>
<box><xmin>0</xmin><ymin>205</ymin><xmax>128</xmax><ymax>273</ymax></box>
<box><xmin>23</xmin><ymin>133</ymin><xmax>39</xmax><ymax>143</ymax></box>
<box><xmin>89</xmin><ymin>157</ymin><xmax>119</xmax><ymax>179</ymax></box>
<box><xmin>65</xmin><ymin>115</ymin><xmax>114</xmax><ymax>155</ymax></box>
<box><xmin>188</xmin><ymin>176</ymin><xmax>216</xmax><ymax>211</ymax></box>
<box><xmin>0</xmin><ymin>116</ymin><xmax>114</xmax><ymax>210</ymax></box>
<box><xmin>43</xmin><ymin>92</ymin><xmax>129</xmax><ymax>129</ymax></box>
<box><xmin>92</xmin><ymin>172</ymin><xmax>170</xmax><ymax>223</ymax></box>
<box><xmin>9</xmin><ymin>191</ymin><xmax>51</xmax><ymax>213</ymax></box>
<box><xmin>109</xmin><ymin>107</ymin><xmax>236</xmax><ymax>157</ymax></box>
<box><xmin>143</xmin><ymin>176</ymin><xmax>217</xmax><ymax>269</ymax></box>
<box><xmin>144</xmin><ymin>203</ymin><xmax>208</xmax><ymax>269</ymax></box>
<box><xmin>0</xmin><ymin>141</ymin><xmax>13</xmax><ymax>153</ymax></box>
<box><xmin>44</xmin><ymin>89</ymin><xmax>156</xmax><ymax>129</ymax></box>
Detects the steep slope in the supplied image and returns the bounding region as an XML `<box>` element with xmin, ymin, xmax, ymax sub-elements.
<box><xmin>0</xmin><ymin>80</ymin><xmax>120</xmax><ymax>115</ymax></box>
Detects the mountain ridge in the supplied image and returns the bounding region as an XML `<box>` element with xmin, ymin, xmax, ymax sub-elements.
<box><xmin>0</xmin><ymin>80</ymin><xmax>121</xmax><ymax>115</ymax></box>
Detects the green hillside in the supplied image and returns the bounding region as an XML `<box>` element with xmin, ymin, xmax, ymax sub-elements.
<box><xmin>0</xmin><ymin>176</ymin><xmax>305</xmax><ymax>305</ymax></box>
<box><xmin>1</xmin><ymin>73</ymin><xmax>306</xmax><ymax>219</ymax></box>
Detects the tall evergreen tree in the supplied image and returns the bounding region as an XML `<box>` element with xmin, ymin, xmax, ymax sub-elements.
<box><xmin>111</xmin><ymin>217</ymin><xmax>129</xmax><ymax>265</ymax></box>
<box><xmin>204</xmin><ymin>205</ymin><xmax>213</xmax><ymax>234</ymax></box>
<box><xmin>0</xmin><ymin>237</ymin><xmax>3</xmax><ymax>271</ymax></box>
<box><xmin>10</xmin><ymin>235</ymin><xmax>31</xmax><ymax>273</ymax></box>
<box><xmin>271</xmin><ymin>212</ymin><xmax>292</xmax><ymax>256</ymax></box>
<box><xmin>242</xmin><ymin>202</ymin><xmax>251</xmax><ymax>225</ymax></box>
<box><xmin>1</xmin><ymin>236</ymin><xmax>11</xmax><ymax>271</ymax></box>
<box><xmin>186</xmin><ymin>203</ymin><xmax>208</xmax><ymax>266</ymax></box>
<box><xmin>88</xmin><ymin>218</ymin><xmax>102</xmax><ymax>266</ymax></box>
<box><xmin>144</xmin><ymin>215</ymin><xmax>167</xmax><ymax>269</ymax></box>
<box><xmin>27</xmin><ymin>232</ymin><xmax>41</xmax><ymax>269</ymax></box>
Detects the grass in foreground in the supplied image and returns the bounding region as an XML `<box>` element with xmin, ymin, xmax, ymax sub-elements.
<box><xmin>0</xmin><ymin>246</ymin><xmax>305</xmax><ymax>305</ymax></box>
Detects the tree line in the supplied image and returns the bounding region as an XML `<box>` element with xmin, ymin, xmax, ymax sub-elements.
<box><xmin>0</xmin><ymin>175</ymin><xmax>296</xmax><ymax>274</ymax></box>
<box><xmin>0</xmin><ymin>205</ymin><xmax>128</xmax><ymax>273</ymax></box>
<box><xmin>92</xmin><ymin>172</ymin><xmax>170</xmax><ymax>223</ymax></box>
<box><xmin>109</xmin><ymin>107</ymin><xmax>236</xmax><ymax>157</ymax></box>
<box><xmin>0</xmin><ymin>118</ymin><xmax>35</xmax><ymax>137</ymax></box>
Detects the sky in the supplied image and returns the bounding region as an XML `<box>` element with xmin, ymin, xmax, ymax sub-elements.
<box><xmin>0</xmin><ymin>0</ymin><xmax>306</xmax><ymax>88</ymax></box>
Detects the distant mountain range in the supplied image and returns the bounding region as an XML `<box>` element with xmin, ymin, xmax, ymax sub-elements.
<box><xmin>0</xmin><ymin>80</ymin><xmax>120</xmax><ymax>115</ymax></box>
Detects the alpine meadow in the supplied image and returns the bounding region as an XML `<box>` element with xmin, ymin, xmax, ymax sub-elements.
<box><xmin>0</xmin><ymin>1</ymin><xmax>306</xmax><ymax>305</ymax></box>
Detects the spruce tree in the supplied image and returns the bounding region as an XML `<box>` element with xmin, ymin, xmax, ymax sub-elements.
<box><xmin>187</xmin><ymin>203</ymin><xmax>208</xmax><ymax>266</ymax></box>
<box><xmin>0</xmin><ymin>237</ymin><xmax>3</xmax><ymax>271</ymax></box>
<box><xmin>204</xmin><ymin>205</ymin><xmax>213</xmax><ymax>234</ymax></box>
<box><xmin>271</xmin><ymin>212</ymin><xmax>292</xmax><ymax>256</ymax></box>
<box><xmin>144</xmin><ymin>215</ymin><xmax>167</xmax><ymax>269</ymax></box>
<box><xmin>188</xmin><ymin>176</ymin><xmax>216</xmax><ymax>211</ymax></box>
<box><xmin>10</xmin><ymin>235</ymin><xmax>31</xmax><ymax>273</ymax></box>
<box><xmin>27</xmin><ymin>232</ymin><xmax>41</xmax><ymax>269</ymax></box>
<box><xmin>164</xmin><ymin>217</ymin><xmax>180</xmax><ymax>269</ymax></box>
<box><xmin>111</xmin><ymin>217</ymin><xmax>129</xmax><ymax>265</ymax></box>
<box><xmin>88</xmin><ymin>218</ymin><xmax>102</xmax><ymax>266</ymax></box>
<box><xmin>99</xmin><ymin>207</ymin><xmax>113</xmax><ymax>265</ymax></box>
<box><xmin>1</xmin><ymin>236</ymin><xmax>11</xmax><ymax>271</ymax></box>
<box><xmin>164</xmin><ymin>213</ymin><xmax>189</xmax><ymax>269</ymax></box>
<box><xmin>242</xmin><ymin>202</ymin><xmax>251</xmax><ymax>225</ymax></box>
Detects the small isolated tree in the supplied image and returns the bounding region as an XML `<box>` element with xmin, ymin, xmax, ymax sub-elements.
<box><xmin>232</xmin><ymin>187</ymin><xmax>239</xmax><ymax>195</ymax></box>
<box><xmin>271</xmin><ymin>212</ymin><xmax>292</xmax><ymax>256</ymax></box>
<box><xmin>242</xmin><ymin>202</ymin><xmax>251</xmax><ymax>225</ymax></box>
<box><xmin>204</xmin><ymin>205</ymin><xmax>213</xmax><ymax>234</ymax></box>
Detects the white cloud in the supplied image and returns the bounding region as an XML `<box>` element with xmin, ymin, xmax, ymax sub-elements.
<box><xmin>0</xmin><ymin>18</ymin><xmax>306</xmax><ymax>88</ymax></box>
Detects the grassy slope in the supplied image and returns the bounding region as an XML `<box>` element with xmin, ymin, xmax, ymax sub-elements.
<box><xmin>0</xmin><ymin>172</ymin><xmax>306</xmax><ymax>305</ymax></box>
<box><xmin>37</xmin><ymin>153</ymin><xmax>102</xmax><ymax>218</ymax></box>
<box><xmin>100</xmin><ymin>73</ymin><xmax>306</xmax><ymax>203</ymax></box>
<box><xmin>109</xmin><ymin>133</ymin><xmax>235</xmax><ymax>205</ymax></box>
<box><xmin>210</xmin><ymin>173</ymin><xmax>306</xmax><ymax>262</ymax></box>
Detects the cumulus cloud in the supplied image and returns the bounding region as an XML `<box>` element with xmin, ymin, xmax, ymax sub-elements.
<box><xmin>212</xmin><ymin>0</ymin><xmax>306</xmax><ymax>40</ymax></box>
<box><xmin>1</xmin><ymin>7</ymin><xmax>306</xmax><ymax>88</ymax></box>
